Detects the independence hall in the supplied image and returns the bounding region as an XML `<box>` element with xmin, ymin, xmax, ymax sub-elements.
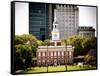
<box><xmin>37</xmin><ymin>46</ymin><xmax>74</xmax><ymax>66</ymax></box>
<box><xmin>36</xmin><ymin>9</ymin><xmax>74</xmax><ymax>66</ymax></box>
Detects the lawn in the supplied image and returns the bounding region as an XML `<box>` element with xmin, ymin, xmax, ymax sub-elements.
<box><xmin>67</xmin><ymin>65</ymin><xmax>96</xmax><ymax>71</ymax></box>
<box><xmin>48</xmin><ymin>66</ymin><xmax>66</xmax><ymax>72</ymax></box>
<box><xmin>16</xmin><ymin>65</ymin><xmax>96</xmax><ymax>73</ymax></box>
<box><xmin>16</xmin><ymin>67</ymin><xmax>47</xmax><ymax>73</ymax></box>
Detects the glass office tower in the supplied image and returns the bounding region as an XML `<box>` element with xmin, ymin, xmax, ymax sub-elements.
<box><xmin>29</xmin><ymin>3</ymin><xmax>50</xmax><ymax>41</ymax></box>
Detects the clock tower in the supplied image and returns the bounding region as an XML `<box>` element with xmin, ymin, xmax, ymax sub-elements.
<box><xmin>52</xmin><ymin>9</ymin><xmax>60</xmax><ymax>41</ymax></box>
<box><xmin>51</xmin><ymin>9</ymin><xmax>61</xmax><ymax>46</ymax></box>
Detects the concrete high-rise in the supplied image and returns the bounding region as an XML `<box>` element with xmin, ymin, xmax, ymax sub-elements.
<box><xmin>55</xmin><ymin>5</ymin><xmax>79</xmax><ymax>39</ymax></box>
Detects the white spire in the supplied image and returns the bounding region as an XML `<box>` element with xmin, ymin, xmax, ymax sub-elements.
<box><xmin>52</xmin><ymin>9</ymin><xmax>60</xmax><ymax>41</ymax></box>
<box><xmin>53</xmin><ymin>9</ymin><xmax>58</xmax><ymax>29</ymax></box>
<box><xmin>54</xmin><ymin>9</ymin><xmax>57</xmax><ymax>21</ymax></box>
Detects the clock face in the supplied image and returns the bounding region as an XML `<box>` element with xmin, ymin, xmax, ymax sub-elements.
<box><xmin>52</xmin><ymin>32</ymin><xmax>59</xmax><ymax>41</ymax></box>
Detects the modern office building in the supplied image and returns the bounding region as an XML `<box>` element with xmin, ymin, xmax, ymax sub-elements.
<box><xmin>78</xmin><ymin>26</ymin><xmax>95</xmax><ymax>38</ymax></box>
<box><xmin>29</xmin><ymin>3</ymin><xmax>52</xmax><ymax>41</ymax></box>
<box><xmin>55</xmin><ymin>5</ymin><xmax>79</xmax><ymax>39</ymax></box>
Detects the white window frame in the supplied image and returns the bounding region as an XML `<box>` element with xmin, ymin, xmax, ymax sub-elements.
<box><xmin>51</xmin><ymin>52</ymin><xmax>53</xmax><ymax>56</ymax></box>
<box><xmin>54</xmin><ymin>52</ymin><xmax>56</xmax><ymax>56</ymax></box>
<box><xmin>62</xmin><ymin>51</ymin><xmax>64</xmax><ymax>56</ymax></box>
<box><xmin>43</xmin><ymin>52</ymin><xmax>45</xmax><ymax>56</ymax></box>
<box><xmin>38</xmin><ymin>52</ymin><xmax>41</xmax><ymax>56</ymax></box>
<box><xmin>58</xmin><ymin>51</ymin><xmax>60</xmax><ymax>56</ymax></box>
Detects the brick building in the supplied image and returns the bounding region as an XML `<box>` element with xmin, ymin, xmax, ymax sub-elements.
<box><xmin>37</xmin><ymin>46</ymin><xmax>74</xmax><ymax>66</ymax></box>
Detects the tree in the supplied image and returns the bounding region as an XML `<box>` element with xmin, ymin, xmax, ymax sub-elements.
<box><xmin>15</xmin><ymin>34</ymin><xmax>39</xmax><ymax>70</ymax></box>
<box><xmin>15</xmin><ymin>34</ymin><xmax>38</xmax><ymax>57</ymax></box>
<box><xmin>37</xmin><ymin>40</ymin><xmax>44</xmax><ymax>46</ymax></box>
<box><xmin>15</xmin><ymin>35</ymin><xmax>24</xmax><ymax>45</ymax></box>
<box><xmin>82</xmin><ymin>37</ymin><xmax>97</xmax><ymax>55</ymax></box>
<box><xmin>67</xmin><ymin>36</ymin><xmax>83</xmax><ymax>56</ymax></box>
<box><xmin>15</xmin><ymin>44</ymin><xmax>32</xmax><ymax>70</ymax></box>
<box><xmin>62</xmin><ymin>36</ymin><xmax>97</xmax><ymax>57</ymax></box>
<box><xmin>84</xmin><ymin>54</ymin><xmax>96</xmax><ymax>66</ymax></box>
<box><xmin>61</xmin><ymin>39</ymin><xmax>67</xmax><ymax>46</ymax></box>
<box><xmin>43</xmin><ymin>39</ymin><xmax>50</xmax><ymax>46</ymax></box>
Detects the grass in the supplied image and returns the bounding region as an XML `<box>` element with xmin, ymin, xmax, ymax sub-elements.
<box><xmin>16</xmin><ymin>67</ymin><xmax>47</xmax><ymax>73</ymax></box>
<box><xmin>48</xmin><ymin>66</ymin><xmax>66</xmax><ymax>72</ymax></box>
<box><xmin>67</xmin><ymin>65</ymin><xmax>96</xmax><ymax>71</ymax></box>
<box><xmin>16</xmin><ymin>65</ymin><xmax>96</xmax><ymax>73</ymax></box>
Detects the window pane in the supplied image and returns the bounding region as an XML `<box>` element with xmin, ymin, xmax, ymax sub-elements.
<box><xmin>58</xmin><ymin>51</ymin><xmax>60</xmax><ymax>56</ymax></box>
<box><xmin>38</xmin><ymin>52</ymin><xmax>41</xmax><ymax>56</ymax></box>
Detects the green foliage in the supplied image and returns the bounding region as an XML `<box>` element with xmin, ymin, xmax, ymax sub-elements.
<box><xmin>37</xmin><ymin>40</ymin><xmax>44</xmax><ymax>46</ymax></box>
<box><xmin>63</xmin><ymin>36</ymin><xmax>97</xmax><ymax>57</ymax></box>
<box><xmin>81</xmin><ymin>37</ymin><xmax>97</xmax><ymax>56</ymax></box>
<box><xmin>15</xmin><ymin>34</ymin><xmax>38</xmax><ymax>70</ymax></box>
<box><xmin>15</xmin><ymin>34</ymin><xmax>38</xmax><ymax>54</ymax></box>
<box><xmin>15</xmin><ymin>35</ymin><xmax>24</xmax><ymax>45</ymax></box>
<box><xmin>64</xmin><ymin>36</ymin><xmax>83</xmax><ymax>56</ymax></box>
<box><xmin>67</xmin><ymin>36</ymin><xmax>83</xmax><ymax>47</ymax></box>
<box><xmin>82</xmin><ymin>37</ymin><xmax>97</xmax><ymax>50</ymax></box>
<box><xmin>15</xmin><ymin>44</ymin><xmax>32</xmax><ymax>70</ymax></box>
<box><xmin>85</xmin><ymin>54</ymin><xmax>95</xmax><ymax>63</ymax></box>
<box><xmin>84</xmin><ymin>49</ymin><xmax>96</xmax><ymax>66</ymax></box>
<box><xmin>43</xmin><ymin>39</ymin><xmax>50</xmax><ymax>46</ymax></box>
<box><xmin>61</xmin><ymin>39</ymin><xmax>67</xmax><ymax>45</ymax></box>
<box><xmin>16</xmin><ymin>44</ymin><xmax>32</xmax><ymax>59</ymax></box>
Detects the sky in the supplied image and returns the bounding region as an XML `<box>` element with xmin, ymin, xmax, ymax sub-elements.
<box><xmin>78</xmin><ymin>6</ymin><xmax>97</xmax><ymax>35</ymax></box>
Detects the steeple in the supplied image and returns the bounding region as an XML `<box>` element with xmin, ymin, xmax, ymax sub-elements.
<box><xmin>54</xmin><ymin>9</ymin><xmax>57</xmax><ymax>23</ymax></box>
<box><xmin>52</xmin><ymin>9</ymin><xmax>60</xmax><ymax>41</ymax></box>
<box><xmin>53</xmin><ymin>9</ymin><xmax>58</xmax><ymax>29</ymax></box>
<box><xmin>53</xmin><ymin>9</ymin><xmax>59</xmax><ymax>31</ymax></box>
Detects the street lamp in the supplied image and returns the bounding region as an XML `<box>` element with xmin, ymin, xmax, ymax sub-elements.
<box><xmin>45</xmin><ymin>40</ymin><xmax>49</xmax><ymax>72</ymax></box>
<box><xmin>47</xmin><ymin>44</ymin><xmax>48</xmax><ymax>72</ymax></box>
<box><xmin>64</xmin><ymin>39</ymin><xmax>67</xmax><ymax>71</ymax></box>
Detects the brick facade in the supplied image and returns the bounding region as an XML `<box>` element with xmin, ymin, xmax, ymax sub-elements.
<box><xmin>37</xmin><ymin>46</ymin><xmax>74</xmax><ymax>66</ymax></box>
